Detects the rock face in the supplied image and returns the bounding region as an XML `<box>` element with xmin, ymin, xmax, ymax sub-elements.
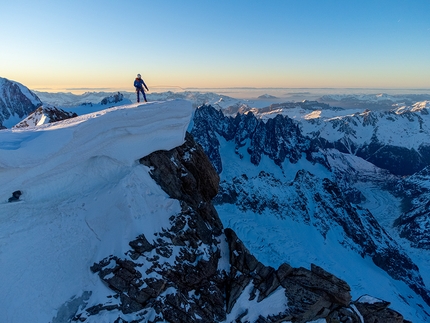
<box><xmin>191</xmin><ymin>104</ymin><xmax>430</xmax><ymax>176</ymax></box>
<box><xmin>0</xmin><ymin>77</ymin><xmax>42</xmax><ymax>128</ymax></box>
<box><xmin>191</xmin><ymin>105</ymin><xmax>309</xmax><ymax>173</ymax></box>
<box><xmin>13</xmin><ymin>106</ymin><xmax>78</xmax><ymax>128</ymax></box>
<box><xmin>72</xmin><ymin>133</ymin><xmax>407</xmax><ymax>323</ymax></box>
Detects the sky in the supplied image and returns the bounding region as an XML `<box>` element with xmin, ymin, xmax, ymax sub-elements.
<box><xmin>1</xmin><ymin>0</ymin><xmax>430</xmax><ymax>92</ymax></box>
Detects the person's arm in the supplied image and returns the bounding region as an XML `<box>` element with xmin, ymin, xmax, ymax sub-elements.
<box><xmin>143</xmin><ymin>81</ymin><xmax>149</xmax><ymax>91</ymax></box>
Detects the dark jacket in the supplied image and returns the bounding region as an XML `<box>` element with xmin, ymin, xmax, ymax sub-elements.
<box><xmin>134</xmin><ymin>78</ymin><xmax>148</xmax><ymax>91</ymax></box>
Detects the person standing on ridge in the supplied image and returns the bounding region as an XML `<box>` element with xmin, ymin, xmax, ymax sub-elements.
<box><xmin>134</xmin><ymin>73</ymin><xmax>149</xmax><ymax>103</ymax></box>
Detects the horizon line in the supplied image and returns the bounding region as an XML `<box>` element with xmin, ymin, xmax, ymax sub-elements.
<box><xmin>32</xmin><ymin>86</ymin><xmax>430</xmax><ymax>92</ymax></box>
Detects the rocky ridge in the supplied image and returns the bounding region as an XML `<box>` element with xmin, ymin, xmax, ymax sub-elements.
<box><xmin>193</xmin><ymin>104</ymin><xmax>430</xmax><ymax>176</ymax></box>
<box><xmin>13</xmin><ymin>106</ymin><xmax>78</xmax><ymax>128</ymax></box>
<box><xmin>191</xmin><ymin>105</ymin><xmax>310</xmax><ymax>174</ymax></box>
<box><xmin>71</xmin><ymin>133</ymin><xmax>408</xmax><ymax>323</ymax></box>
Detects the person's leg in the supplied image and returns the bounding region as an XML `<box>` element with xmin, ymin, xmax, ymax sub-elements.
<box><xmin>136</xmin><ymin>89</ymin><xmax>140</xmax><ymax>103</ymax></box>
<box><xmin>143</xmin><ymin>91</ymin><xmax>147</xmax><ymax>102</ymax></box>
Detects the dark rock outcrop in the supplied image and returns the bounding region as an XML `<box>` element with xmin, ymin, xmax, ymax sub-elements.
<box><xmin>395</xmin><ymin>202</ymin><xmax>430</xmax><ymax>250</ymax></box>
<box><xmin>352</xmin><ymin>295</ymin><xmax>408</xmax><ymax>323</ymax></box>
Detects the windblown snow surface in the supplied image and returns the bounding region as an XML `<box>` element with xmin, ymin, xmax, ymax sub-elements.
<box><xmin>0</xmin><ymin>100</ymin><xmax>192</xmax><ymax>323</ymax></box>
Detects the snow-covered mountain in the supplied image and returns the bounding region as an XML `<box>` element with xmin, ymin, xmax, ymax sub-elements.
<box><xmin>234</xmin><ymin>100</ymin><xmax>430</xmax><ymax>175</ymax></box>
<box><xmin>0</xmin><ymin>97</ymin><xmax>412</xmax><ymax>322</ymax></box>
<box><xmin>0</xmin><ymin>77</ymin><xmax>42</xmax><ymax>128</ymax></box>
<box><xmin>3</xmin><ymin>80</ymin><xmax>430</xmax><ymax>322</ymax></box>
<box><xmin>190</xmin><ymin>104</ymin><xmax>430</xmax><ymax>322</ymax></box>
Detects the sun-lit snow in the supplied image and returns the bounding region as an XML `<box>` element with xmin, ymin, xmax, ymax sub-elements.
<box><xmin>304</xmin><ymin>110</ymin><xmax>321</xmax><ymax>119</ymax></box>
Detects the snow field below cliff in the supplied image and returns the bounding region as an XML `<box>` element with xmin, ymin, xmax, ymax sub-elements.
<box><xmin>0</xmin><ymin>100</ymin><xmax>192</xmax><ymax>323</ymax></box>
<box><xmin>219</xmin><ymin>136</ymin><xmax>332</xmax><ymax>183</ymax></box>
<box><xmin>215</xmin><ymin>136</ymin><xmax>430</xmax><ymax>322</ymax></box>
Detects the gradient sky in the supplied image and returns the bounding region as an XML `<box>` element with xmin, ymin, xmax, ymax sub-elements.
<box><xmin>1</xmin><ymin>0</ymin><xmax>430</xmax><ymax>92</ymax></box>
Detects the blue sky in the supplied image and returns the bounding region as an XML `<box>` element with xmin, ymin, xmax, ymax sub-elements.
<box><xmin>1</xmin><ymin>0</ymin><xmax>430</xmax><ymax>92</ymax></box>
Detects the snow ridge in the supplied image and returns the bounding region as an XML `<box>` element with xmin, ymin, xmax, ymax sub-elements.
<box><xmin>0</xmin><ymin>100</ymin><xmax>192</xmax><ymax>322</ymax></box>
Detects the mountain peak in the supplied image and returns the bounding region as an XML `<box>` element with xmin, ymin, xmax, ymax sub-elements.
<box><xmin>0</xmin><ymin>77</ymin><xmax>42</xmax><ymax>128</ymax></box>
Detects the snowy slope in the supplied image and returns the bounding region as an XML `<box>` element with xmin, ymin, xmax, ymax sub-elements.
<box><xmin>0</xmin><ymin>100</ymin><xmax>192</xmax><ymax>323</ymax></box>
